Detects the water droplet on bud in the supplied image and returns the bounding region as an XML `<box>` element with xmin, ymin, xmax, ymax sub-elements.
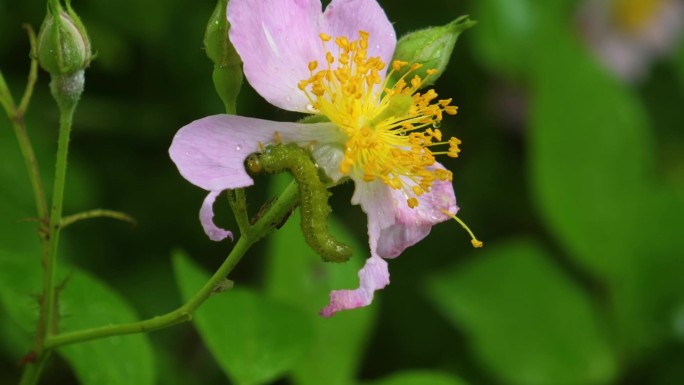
<box><xmin>236</xmin><ymin>144</ymin><xmax>242</xmax><ymax>151</ymax></box>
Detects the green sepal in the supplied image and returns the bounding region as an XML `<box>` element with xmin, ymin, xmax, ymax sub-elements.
<box><xmin>389</xmin><ymin>16</ymin><xmax>476</xmax><ymax>88</ymax></box>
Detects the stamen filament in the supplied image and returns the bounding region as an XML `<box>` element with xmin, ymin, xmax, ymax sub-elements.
<box><xmin>441</xmin><ymin>209</ymin><xmax>483</xmax><ymax>248</ymax></box>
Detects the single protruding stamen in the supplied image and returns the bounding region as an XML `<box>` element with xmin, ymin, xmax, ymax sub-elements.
<box><xmin>441</xmin><ymin>209</ymin><xmax>483</xmax><ymax>248</ymax></box>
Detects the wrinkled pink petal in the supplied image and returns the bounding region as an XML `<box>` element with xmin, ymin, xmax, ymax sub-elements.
<box><xmin>320</xmin><ymin>255</ymin><xmax>389</xmax><ymax>317</ymax></box>
<box><xmin>169</xmin><ymin>114</ymin><xmax>343</xmax><ymax>192</ymax></box>
<box><xmin>200</xmin><ymin>190</ymin><xmax>233</xmax><ymax>241</ymax></box>
<box><xmin>228</xmin><ymin>0</ymin><xmax>395</xmax><ymax>112</ymax></box>
<box><xmin>377</xmin><ymin>168</ymin><xmax>457</xmax><ymax>258</ymax></box>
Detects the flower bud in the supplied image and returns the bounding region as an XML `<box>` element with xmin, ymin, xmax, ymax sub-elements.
<box><xmin>390</xmin><ymin>16</ymin><xmax>476</xmax><ymax>88</ymax></box>
<box><xmin>37</xmin><ymin>0</ymin><xmax>92</xmax><ymax>76</ymax></box>
<box><xmin>204</xmin><ymin>0</ymin><xmax>243</xmax><ymax>114</ymax></box>
<box><xmin>204</xmin><ymin>0</ymin><xmax>241</xmax><ymax>68</ymax></box>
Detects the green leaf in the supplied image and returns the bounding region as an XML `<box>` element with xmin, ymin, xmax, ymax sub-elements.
<box><xmin>529</xmin><ymin>29</ymin><xmax>652</xmax><ymax>276</ymax></box>
<box><xmin>361</xmin><ymin>370</ymin><xmax>470</xmax><ymax>385</ymax></box>
<box><xmin>470</xmin><ymin>0</ymin><xmax>573</xmax><ymax>77</ymax></box>
<box><xmin>264</xmin><ymin>174</ymin><xmax>377</xmax><ymax>385</ymax></box>
<box><xmin>0</xmin><ymin>252</ymin><xmax>155</xmax><ymax>385</ymax></box>
<box><xmin>57</xmin><ymin>270</ymin><xmax>156</xmax><ymax>385</ymax></box>
<box><xmin>172</xmin><ymin>250</ymin><xmax>313</xmax><ymax>385</ymax></box>
<box><xmin>426</xmin><ymin>240</ymin><xmax>617</xmax><ymax>385</ymax></box>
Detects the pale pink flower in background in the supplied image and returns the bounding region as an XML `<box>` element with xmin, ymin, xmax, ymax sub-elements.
<box><xmin>577</xmin><ymin>0</ymin><xmax>684</xmax><ymax>82</ymax></box>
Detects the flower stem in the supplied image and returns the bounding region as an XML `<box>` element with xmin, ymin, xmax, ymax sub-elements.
<box><xmin>43</xmin><ymin>180</ymin><xmax>300</xmax><ymax>349</ymax></box>
<box><xmin>43</xmin><ymin>99</ymin><xmax>76</xmax><ymax>340</ymax></box>
<box><xmin>17</xmin><ymin>351</ymin><xmax>51</xmax><ymax>385</ymax></box>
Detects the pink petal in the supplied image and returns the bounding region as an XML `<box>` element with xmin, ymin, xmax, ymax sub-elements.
<box><xmin>376</xmin><ymin>172</ymin><xmax>457</xmax><ymax>259</ymax></box>
<box><xmin>227</xmin><ymin>0</ymin><xmax>396</xmax><ymax>112</ymax></box>
<box><xmin>169</xmin><ymin>114</ymin><xmax>342</xmax><ymax>192</ymax></box>
<box><xmin>319</xmin><ymin>255</ymin><xmax>389</xmax><ymax>317</ymax></box>
<box><xmin>200</xmin><ymin>190</ymin><xmax>233</xmax><ymax>241</ymax></box>
<box><xmin>323</xmin><ymin>0</ymin><xmax>396</xmax><ymax>70</ymax></box>
<box><xmin>227</xmin><ymin>0</ymin><xmax>324</xmax><ymax>112</ymax></box>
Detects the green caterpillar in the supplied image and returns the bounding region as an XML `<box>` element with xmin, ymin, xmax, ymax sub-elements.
<box><xmin>247</xmin><ymin>143</ymin><xmax>352</xmax><ymax>262</ymax></box>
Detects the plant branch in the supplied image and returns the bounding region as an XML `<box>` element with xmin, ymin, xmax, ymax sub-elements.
<box><xmin>43</xmin><ymin>180</ymin><xmax>300</xmax><ymax>349</ymax></box>
<box><xmin>60</xmin><ymin>209</ymin><xmax>137</xmax><ymax>228</ymax></box>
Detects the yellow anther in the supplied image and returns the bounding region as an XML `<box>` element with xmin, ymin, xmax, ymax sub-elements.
<box><xmin>319</xmin><ymin>33</ymin><xmax>332</xmax><ymax>42</ymax></box>
<box><xmin>427</xmin><ymin>69</ymin><xmax>438</xmax><ymax>76</ymax></box>
<box><xmin>392</xmin><ymin>60</ymin><xmax>408</xmax><ymax>72</ymax></box>
<box><xmin>444</xmin><ymin>106</ymin><xmax>458</xmax><ymax>115</ymax></box>
<box><xmin>410</xmin><ymin>63</ymin><xmax>423</xmax><ymax>71</ymax></box>
<box><xmin>340</xmin><ymin>158</ymin><xmax>353</xmax><ymax>174</ymax></box>
<box><xmin>411</xmin><ymin>75</ymin><xmax>422</xmax><ymax>89</ymax></box>
<box><xmin>412</xmin><ymin>185</ymin><xmax>424</xmax><ymax>196</ymax></box>
<box><xmin>407</xmin><ymin>197</ymin><xmax>419</xmax><ymax>208</ymax></box>
<box><xmin>308</xmin><ymin>61</ymin><xmax>318</xmax><ymax>72</ymax></box>
<box><xmin>326</xmin><ymin>52</ymin><xmax>335</xmax><ymax>64</ymax></box>
<box><xmin>274</xmin><ymin>131</ymin><xmax>282</xmax><ymax>144</ymax></box>
<box><xmin>441</xmin><ymin>209</ymin><xmax>483</xmax><ymax>248</ymax></box>
<box><xmin>336</xmin><ymin>36</ymin><xmax>349</xmax><ymax>49</ymax></box>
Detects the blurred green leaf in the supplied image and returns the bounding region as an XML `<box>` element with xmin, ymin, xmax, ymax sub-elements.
<box><xmin>426</xmin><ymin>240</ymin><xmax>617</xmax><ymax>385</ymax></box>
<box><xmin>608</xmin><ymin>187</ymin><xmax>684</xmax><ymax>356</ymax></box>
<box><xmin>172</xmin><ymin>250</ymin><xmax>313</xmax><ymax>385</ymax></box>
<box><xmin>0</xmin><ymin>251</ymin><xmax>155</xmax><ymax>385</ymax></box>
<box><xmin>361</xmin><ymin>370</ymin><xmax>469</xmax><ymax>385</ymax></box>
<box><xmin>471</xmin><ymin>0</ymin><xmax>572</xmax><ymax>77</ymax></box>
<box><xmin>58</xmin><ymin>270</ymin><xmax>156</xmax><ymax>385</ymax></box>
<box><xmin>264</xmin><ymin>175</ymin><xmax>377</xmax><ymax>385</ymax></box>
<box><xmin>529</xmin><ymin>29</ymin><xmax>652</xmax><ymax>276</ymax></box>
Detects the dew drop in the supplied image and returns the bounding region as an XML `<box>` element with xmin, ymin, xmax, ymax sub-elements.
<box><xmin>286</xmin><ymin>96</ymin><xmax>292</xmax><ymax>102</ymax></box>
<box><xmin>432</xmin><ymin>121</ymin><xmax>441</xmax><ymax>129</ymax></box>
<box><xmin>306</xmin><ymin>103</ymin><xmax>318</xmax><ymax>113</ymax></box>
<box><xmin>235</xmin><ymin>144</ymin><xmax>242</xmax><ymax>151</ymax></box>
<box><xmin>375</xmin><ymin>44</ymin><xmax>381</xmax><ymax>50</ymax></box>
<box><xmin>184</xmin><ymin>151</ymin><xmax>192</xmax><ymax>157</ymax></box>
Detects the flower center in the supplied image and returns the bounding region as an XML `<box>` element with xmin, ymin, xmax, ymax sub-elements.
<box><xmin>612</xmin><ymin>0</ymin><xmax>664</xmax><ymax>34</ymax></box>
<box><xmin>298</xmin><ymin>31</ymin><xmax>461</xmax><ymax>208</ymax></box>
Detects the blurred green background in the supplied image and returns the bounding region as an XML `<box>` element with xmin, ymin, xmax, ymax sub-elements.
<box><xmin>2</xmin><ymin>0</ymin><xmax>684</xmax><ymax>384</ymax></box>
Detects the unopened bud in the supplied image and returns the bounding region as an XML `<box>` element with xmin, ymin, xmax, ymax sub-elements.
<box><xmin>37</xmin><ymin>0</ymin><xmax>92</xmax><ymax>76</ymax></box>
<box><xmin>390</xmin><ymin>16</ymin><xmax>476</xmax><ymax>88</ymax></box>
<box><xmin>204</xmin><ymin>0</ymin><xmax>243</xmax><ymax>114</ymax></box>
<box><xmin>204</xmin><ymin>0</ymin><xmax>241</xmax><ymax>68</ymax></box>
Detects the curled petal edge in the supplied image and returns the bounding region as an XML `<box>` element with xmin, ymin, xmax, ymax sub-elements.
<box><xmin>319</xmin><ymin>255</ymin><xmax>389</xmax><ymax>317</ymax></box>
<box><xmin>200</xmin><ymin>190</ymin><xmax>233</xmax><ymax>242</ymax></box>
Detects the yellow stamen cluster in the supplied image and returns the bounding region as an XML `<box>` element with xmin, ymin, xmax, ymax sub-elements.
<box><xmin>298</xmin><ymin>31</ymin><xmax>462</xmax><ymax>208</ymax></box>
